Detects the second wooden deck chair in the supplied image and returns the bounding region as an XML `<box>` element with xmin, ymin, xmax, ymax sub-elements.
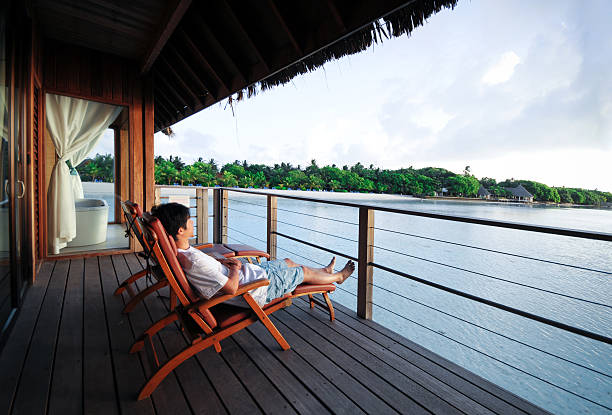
<box><xmin>130</xmin><ymin>212</ymin><xmax>292</xmax><ymax>400</ymax></box>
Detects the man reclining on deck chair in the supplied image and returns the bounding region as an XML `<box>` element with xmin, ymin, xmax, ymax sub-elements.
<box><xmin>151</xmin><ymin>203</ymin><xmax>355</xmax><ymax>306</ymax></box>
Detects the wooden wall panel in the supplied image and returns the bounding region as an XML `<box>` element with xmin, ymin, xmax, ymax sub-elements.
<box><xmin>40</xmin><ymin>40</ymin><xmax>154</xmax><ymax>257</ymax></box>
<box><xmin>43</xmin><ymin>41</ymin><xmax>133</xmax><ymax>105</ymax></box>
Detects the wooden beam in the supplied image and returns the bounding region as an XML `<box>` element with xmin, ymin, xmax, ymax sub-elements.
<box><xmin>158</xmin><ymin>55</ymin><xmax>201</xmax><ymax>107</ymax></box>
<box><xmin>326</xmin><ymin>0</ymin><xmax>346</xmax><ymax>32</ymax></box>
<box><xmin>188</xmin><ymin>10</ymin><xmax>249</xmax><ymax>87</ymax></box>
<box><xmin>140</xmin><ymin>0</ymin><xmax>192</xmax><ymax>74</ymax></box>
<box><xmin>154</xmin><ymin>69</ymin><xmax>190</xmax><ymax>112</ymax></box>
<box><xmin>220</xmin><ymin>0</ymin><xmax>270</xmax><ymax>73</ymax></box>
<box><xmin>177</xmin><ymin>28</ymin><xmax>228</xmax><ymax>98</ymax></box>
<box><xmin>153</xmin><ymin>98</ymin><xmax>175</xmax><ymax>126</ymax></box>
<box><xmin>165</xmin><ymin>42</ymin><xmax>211</xmax><ymax>98</ymax></box>
<box><xmin>267</xmin><ymin>0</ymin><xmax>302</xmax><ymax>56</ymax></box>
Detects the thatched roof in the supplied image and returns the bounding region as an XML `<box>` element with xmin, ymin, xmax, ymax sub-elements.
<box><xmin>155</xmin><ymin>0</ymin><xmax>459</xmax><ymax>132</ymax></box>
<box><xmin>477</xmin><ymin>185</ymin><xmax>491</xmax><ymax>197</ymax></box>
<box><xmin>505</xmin><ymin>184</ymin><xmax>533</xmax><ymax>198</ymax></box>
<box><xmin>31</xmin><ymin>0</ymin><xmax>459</xmax><ymax>132</ymax></box>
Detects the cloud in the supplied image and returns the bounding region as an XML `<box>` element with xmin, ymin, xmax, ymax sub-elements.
<box><xmin>482</xmin><ymin>52</ymin><xmax>521</xmax><ymax>85</ymax></box>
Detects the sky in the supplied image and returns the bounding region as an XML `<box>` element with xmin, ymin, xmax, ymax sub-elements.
<box><xmin>94</xmin><ymin>0</ymin><xmax>612</xmax><ymax>191</ymax></box>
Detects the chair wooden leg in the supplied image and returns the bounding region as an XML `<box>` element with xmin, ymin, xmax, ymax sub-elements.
<box><xmin>308</xmin><ymin>294</ymin><xmax>315</xmax><ymax>309</ymax></box>
<box><xmin>169</xmin><ymin>291</ymin><xmax>177</xmax><ymax>311</ymax></box>
<box><xmin>122</xmin><ymin>280</ymin><xmax>168</xmax><ymax>314</ymax></box>
<box><xmin>130</xmin><ymin>311</ymin><xmax>179</xmax><ymax>353</ymax></box>
<box><xmin>114</xmin><ymin>268</ymin><xmax>148</xmax><ymax>296</ymax></box>
<box><xmin>323</xmin><ymin>292</ymin><xmax>335</xmax><ymax>321</ymax></box>
<box><xmin>243</xmin><ymin>294</ymin><xmax>290</xmax><ymax>351</ymax></box>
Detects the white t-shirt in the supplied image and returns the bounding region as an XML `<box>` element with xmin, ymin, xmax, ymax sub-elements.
<box><xmin>177</xmin><ymin>246</ymin><xmax>268</xmax><ymax>307</ymax></box>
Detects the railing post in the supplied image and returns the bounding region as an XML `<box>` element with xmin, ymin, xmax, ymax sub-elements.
<box><xmin>213</xmin><ymin>188</ymin><xmax>227</xmax><ymax>244</ymax></box>
<box><xmin>357</xmin><ymin>207</ymin><xmax>374</xmax><ymax>319</ymax></box>
<box><xmin>196</xmin><ymin>188</ymin><xmax>208</xmax><ymax>244</ymax></box>
<box><xmin>154</xmin><ymin>187</ymin><xmax>161</xmax><ymax>205</ymax></box>
<box><xmin>267</xmin><ymin>195</ymin><xmax>278</xmax><ymax>259</ymax></box>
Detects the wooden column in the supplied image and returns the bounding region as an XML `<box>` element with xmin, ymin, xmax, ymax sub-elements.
<box><xmin>357</xmin><ymin>207</ymin><xmax>374</xmax><ymax>319</ymax></box>
<box><xmin>142</xmin><ymin>76</ymin><xmax>155</xmax><ymax>211</ymax></box>
<box><xmin>196</xmin><ymin>187</ymin><xmax>208</xmax><ymax>244</ymax></box>
<box><xmin>267</xmin><ymin>195</ymin><xmax>278</xmax><ymax>259</ymax></box>
<box><xmin>213</xmin><ymin>188</ymin><xmax>227</xmax><ymax>244</ymax></box>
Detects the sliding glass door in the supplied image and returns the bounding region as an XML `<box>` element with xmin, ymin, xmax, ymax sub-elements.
<box><xmin>0</xmin><ymin>1</ymin><xmax>29</xmax><ymax>345</ymax></box>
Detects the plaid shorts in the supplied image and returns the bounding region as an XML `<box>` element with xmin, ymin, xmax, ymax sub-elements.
<box><xmin>259</xmin><ymin>259</ymin><xmax>304</xmax><ymax>302</ymax></box>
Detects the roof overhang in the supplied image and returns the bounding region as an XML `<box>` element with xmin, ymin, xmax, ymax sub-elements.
<box><xmin>31</xmin><ymin>0</ymin><xmax>458</xmax><ymax>132</ymax></box>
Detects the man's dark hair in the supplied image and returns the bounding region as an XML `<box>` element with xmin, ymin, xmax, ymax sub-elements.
<box><xmin>150</xmin><ymin>203</ymin><xmax>190</xmax><ymax>240</ymax></box>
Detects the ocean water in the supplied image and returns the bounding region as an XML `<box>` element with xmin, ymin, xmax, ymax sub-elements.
<box><xmin>164</xmin><ymin>188</ymin><xmax>612</xmax><ymax>413</ymax></box>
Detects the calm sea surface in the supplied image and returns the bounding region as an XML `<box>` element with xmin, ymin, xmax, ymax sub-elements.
<box><xmin>164</xmin><ymin>188</ymin><xmax>612</xmax><ymax>414</ymax></box>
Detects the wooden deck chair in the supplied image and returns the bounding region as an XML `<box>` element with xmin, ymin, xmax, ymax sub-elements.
<box><xmin>114</xmin><ymin>201</ymin><xmax>271</xmax><ymax>314</ymax></box>
<box><xmin>114</xmin><ymin>201</ymin><xmax>178</xmax><ymax>313</ymax></box>
<box><xmin>130</xmin><ymin>213</ymin><xmax>292</xmax><ymax>400</ymax></box>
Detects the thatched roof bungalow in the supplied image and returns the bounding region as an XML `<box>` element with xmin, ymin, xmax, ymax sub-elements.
<box><xmin>505</xmin><ymin>184</ymin><xmax>534</xmax><ymax>202</ymax></box>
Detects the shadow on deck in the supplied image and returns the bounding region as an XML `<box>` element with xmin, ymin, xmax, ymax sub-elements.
<box><xmin>0</xmin><ymin>254</ymin><xmax>549</xmax><ymax>414</ymax></box>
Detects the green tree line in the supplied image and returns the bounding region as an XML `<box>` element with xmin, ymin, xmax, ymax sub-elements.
<box><xmin>77</xmin><ymin>153</ymin><xmax>612</xmax><ymax>205</ymax></box>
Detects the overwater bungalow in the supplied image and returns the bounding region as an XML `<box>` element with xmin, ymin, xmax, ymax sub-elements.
<box><xmin>1</xmin><ymin>1</ymin><xmax>609</xmax><ymax>414</ymax></box>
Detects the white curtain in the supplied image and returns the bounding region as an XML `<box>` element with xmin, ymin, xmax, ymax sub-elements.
<box><xmin>46</xmin><ymin>93</ymin><xmax>121</xmax><ymax>254</ymax></box>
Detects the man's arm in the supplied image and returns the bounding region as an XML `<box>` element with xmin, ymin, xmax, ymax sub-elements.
<box><xmin>220</xmin><ymin>260</ymin><xmax>242</xmax><ymax>295</ymax></box>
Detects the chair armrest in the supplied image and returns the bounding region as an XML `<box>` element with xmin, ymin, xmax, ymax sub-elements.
<box><xmin>194</xmin><ymin>243</ymin><xmax>214</xmax><ymax>249</ymax></box>
<box><xmin>189</xmin><ymin>278</ymin><xmax>270</xmax><ymax>311</ymax></box>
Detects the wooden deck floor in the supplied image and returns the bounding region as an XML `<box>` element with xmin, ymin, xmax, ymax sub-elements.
<box><xmin>0</xmin><ymin>254</ymin><xmax>550</xmax><ymax>415</ymax></box>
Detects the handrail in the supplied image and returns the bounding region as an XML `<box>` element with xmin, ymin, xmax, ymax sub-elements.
<box><xmin>0</xmin><ymin>198</ymin><xmax>8</xmax><ymax>207</ymax></box>
<box><xmin>221</xmin><ymin>187</ymin><xmax>612</xmax><ymax>242</ymax></box>
<box><xmin>155</xmin><ymin>184</ymin><xmax>612</xmax><ymax>409</ymax></box>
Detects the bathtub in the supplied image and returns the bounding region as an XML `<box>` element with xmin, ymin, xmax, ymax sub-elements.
<box><xmin>66</xmin><ymin>198</ymin><xmax>109</xmax><ymax>247</ymax></box>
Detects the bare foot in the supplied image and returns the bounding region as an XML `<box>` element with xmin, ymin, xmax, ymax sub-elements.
<box><xmin>337</xmin><ymin>261</ymin><xmax>355</xmax><ymax>284</ymax></box>
<box><xmin>324</xmin><ymin>257</ymin><xmax>336</xmax><ymax>274</ymax></box>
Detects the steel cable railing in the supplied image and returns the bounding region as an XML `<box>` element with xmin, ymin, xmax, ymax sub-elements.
<box><xmin>276</xmin><ymin>206</ymin><xmax>359</xmax><ymax>226</ymax></box>
<box><xmin>375</xmin><ymin>226</ymin><xmax>612</xmax><ymax>275</ymax></box>
<box><xmin>373</xmin><ymin>302</ymin><xmax>612</xmax><ymax>411</ymax></box>
<box><xmin>227</xmin><ymin>197</ymin><xmax>267</xmax><ymax>208</ymax></box>
<box><xmin>371</xmin><ymin>282</ymin><xmax>611</xmax><ymax>379</ymax></box>
<box><xmin>373</xmin><ymin>244</ymin><xmax>610</xmax><ymax>308</ymax></box>
<box><xmin>164</xmin><ymin>186</ymin><xmax>611</xmax><ymax>410</ymax></box>
<box><xmin>371</xmin><ymin>262</ymin><xmax>611</xmax><ymax>344</ymax></box>
<box><xmin>276</xmin><ymin>219</ymin><xmax>359</xmax><ymax>243</ymax></box>
<box><xmin>227</xmin><ymin>206</ymin><xmax>268</xmax><ymax>220</ymax></box>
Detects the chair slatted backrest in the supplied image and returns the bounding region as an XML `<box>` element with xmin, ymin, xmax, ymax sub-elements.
<box><xmin>139</xmin><ymin>213</ymin><xmax>218</xmax><ymax>329</ymax></box>
<box><xmin>121</xmin><ymin>201</ymin><xmax>149</xmax><ymax>253</ymax></box>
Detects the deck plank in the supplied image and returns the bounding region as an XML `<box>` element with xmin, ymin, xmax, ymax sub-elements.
<box><xmin>48</xmin><ymin>258</ymin><xmax>84</xmax><ymax>415</ymax></box>
<box><xmin>271</xmin><ymin>312</ymin><xmax>418</xmax><ymax>415</ymax></box>
<box><xmin>11</xmin><ymin>260</ymin><xmax>70</xmax><ymax>415</ymax></box>
<box><xmin>0</xmin><ymin>255</ymin><xmax>551</xmax><ymax>415</ymax></box>
<box><xmin>135</xmin><ymin>271</ymin><xmax>228</xmax><ymax>415</ymax></box>
<box><xmin>220</xmin><ymin>336</ymin><xmax>298</xmax><ymax>414</ymax></box>
<box><xmin>0</xmin><ymin>260</ymin><xmax>54</xmax><ymax>414</ymax></box>
<box><xmin>330</xmin><ymin>300</ymin><xmax>551</xmax><ymax>415</ymax></box>
<box><xmin>294</xmin><ymin>299</ymin><xmax>528</xmax><ymax>415</ymax></box>
<box><xmin>290</xmin><ymin>301</ymin><xmax>501</xmax><ymax>415</ymax></box>
<box><xmin>101</xmin><ymin>255</ymin><xmax>156</xmax><ymax>415</ymax></box>
<box><xmin>83</xmin><ymin>257</ymin><xmax>119</xmax><ymax>414</ymax></box>
<box><xmin>123</xmin><ymin>253</ymin><xmax>194</xmax><ymax>415</ymax></box>
<box><xmin>278</xmin><ymin>307</ymin><xmax>451</xmax><ymax>414</ymax></box>
<box><xmin>232</xmin><ymin>329</ymin><xmax>331</xmax><ymax>415</ymax></box>
<box><xmin>248</xmin><ymin>318</ymin><xmax>366</xmax><ymax>414</ymax></box>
